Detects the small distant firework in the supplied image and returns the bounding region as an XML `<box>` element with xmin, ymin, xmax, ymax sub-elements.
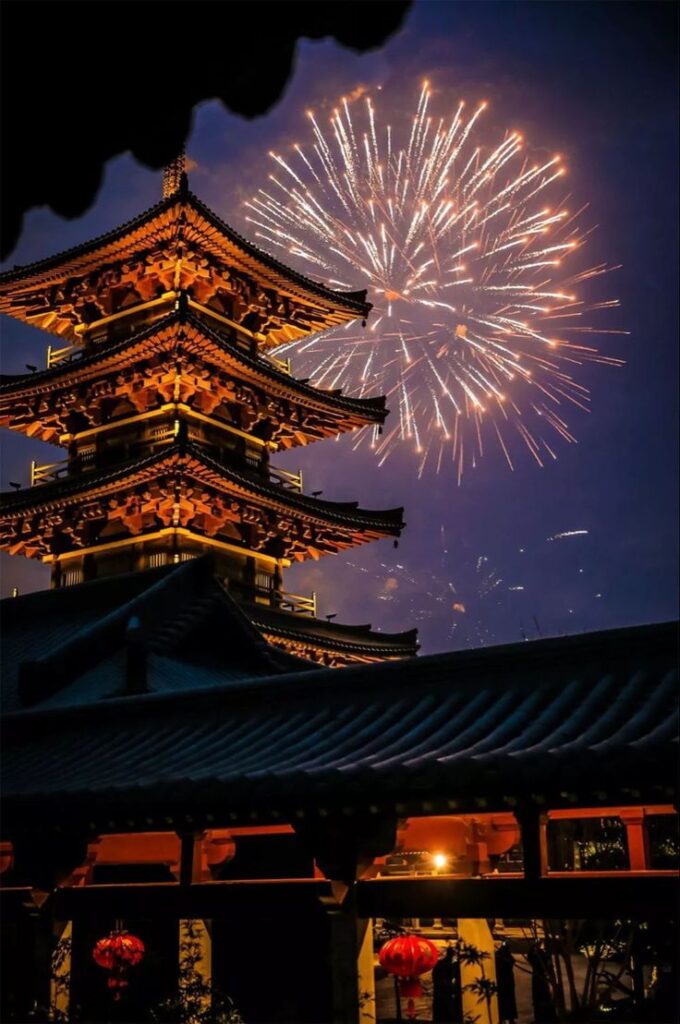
<box><xmin>333</xmin><ymin>523</ymin><xmax>603</xmax><ymax>649</ymax></box>
<box><xmin>247</xmin><ymin>81</ymin><xmax>624</xmax><ymax>480</ymax></box>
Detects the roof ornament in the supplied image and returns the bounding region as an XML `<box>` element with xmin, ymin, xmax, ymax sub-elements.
<box><xmin>162</xmin><ymin>148</ymin><xmax>187</xmax><ymax>198</ymax></box>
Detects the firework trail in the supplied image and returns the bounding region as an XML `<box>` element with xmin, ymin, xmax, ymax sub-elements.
<box><xmin>338</xmin><ymin>523</ymin><xmax>602</xmax><ymax>649</ymax></box>
<box><xmin>246</xmin><ymin>81</ymin><xmax>624</xmax><ymax>480</ymax></box>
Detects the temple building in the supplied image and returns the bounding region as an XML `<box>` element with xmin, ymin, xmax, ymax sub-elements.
<box><xmin>0</xmin><ymin>163</ymin><xmax>678</xmax><ymax>1024</ymax></box>
<box><xmin>0</xmin><ymin>157</ymin><xmax>417</xmax><ymax>667</ymax></box>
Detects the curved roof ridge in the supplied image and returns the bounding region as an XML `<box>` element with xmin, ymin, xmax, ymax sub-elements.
<box><xmin>0</xmin><ymin>190</ymin><xmax>371</xmax><ymax>317</ymax></box>
<box><xmin>0</xmin><ymin>440</ymin><xmax>405</xmax><ymax>533</ymax></box>
<box><xmin>0</xmin><ymin>308</ymin><xmax>387</xmax><ymax>418</ymax></box>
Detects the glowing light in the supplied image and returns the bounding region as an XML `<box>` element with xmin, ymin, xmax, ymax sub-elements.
<box><xmin>432</xmin><ymin>853</ymin><xmax>448</xmax><ymax>870</ymax></box>
<box><xmin>246</xmin><ymin>82</ymin><xmax>624</xmax><ymax>478</ymax></box>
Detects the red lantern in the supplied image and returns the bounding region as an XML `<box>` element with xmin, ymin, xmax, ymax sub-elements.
<box><xmin>93</xmin><ymin>930</ymin><xmax>145</xmax><ymax>1000</ymax></box>
<box><xmin>379</xmin><ymin>934</ymin><xmax>439</xmax><ymax>1019</ymax></box>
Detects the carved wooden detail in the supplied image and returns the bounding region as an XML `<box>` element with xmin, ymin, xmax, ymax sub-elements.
<box><xmin>0</xmin><ymin>455</ymin><xmax>386</xmax><ymax>563</ymax></box>
<box><xmin>0</xmin><ymin>199</ymin><xmax>366</xmax><ymax>347</ymax></box>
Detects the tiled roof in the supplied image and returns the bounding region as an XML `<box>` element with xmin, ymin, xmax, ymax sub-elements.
<box><xmin>0</xmin><ymin>309</ymin><xmax>387</xmax><ymax>421</ymax></box>
<box><xmin>0</xmin><ymin>441</ymin><xmax>405</xmax><ymax>536</ymax></box>
<box><xmin>0</xmin><ymin>187</ymin><xmax>371</xmax><ymax>317</ymax></box>
<box><xmin>0</xmin><ymin>559</ymin><xmax>310</xmax><ymax>714</ymax></box>
<box><xmin>2</xmin><ymin>620</ymin><xmax>676</xmax><ymax>824</ymax></box>
<box><xmin>245</xmin><ymin>601</ymin><xmax>419</xmax><ymax>658</ymax></box>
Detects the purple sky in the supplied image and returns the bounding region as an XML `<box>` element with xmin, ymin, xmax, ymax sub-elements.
<box><xmin>1</xmin><ymin>2</ymin><xmax>677</xmax><ymax>652</ymax></box>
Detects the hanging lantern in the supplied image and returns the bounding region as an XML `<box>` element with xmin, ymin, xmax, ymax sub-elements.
<box><xmin>92</xmin><ymin>929</ymin><xmax>145</xmax><ymax>1000</ymax></box>
<box><xmin>379</xmin><ymin>934</ymin><xmax>439</xmax><ymax>1019</ymax></box>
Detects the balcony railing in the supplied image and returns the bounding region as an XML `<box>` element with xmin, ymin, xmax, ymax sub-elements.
<box><xmin>30</xmin><ymin>457</ymin><xmax>69</xmax><ymax>486</ymax></box>
<box><xmin>27</xmin><ymin>442</ymin><xmax>303</xmax><ymax>497</ymax></box>
<box><xmin>277</xmin><ymin>590</ymin><xmax>317</xmax><ymax>617</ymax></box>
<box><xmin>46</xmin><ymin>343</ymin><xmax>82</xmax><ymax>368</ymax></box>
<box><xmin>267</xmin><ymin>353</ymin><xmax>292</xmax><ymax>376</ymax></box>
<box><xmin>269</xmin><ymin>465</ymin><xmax>303</xmax><ymax>493</ymax></box>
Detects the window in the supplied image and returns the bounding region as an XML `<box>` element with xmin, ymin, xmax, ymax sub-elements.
<box><xmin>547</xmin><ymin>816</ymin><xmax>629</xmax><ymax>871</ymax></box>
<box><xmin>62</xmin><ymin>567</ymin><xmax>83</xmax><ymax>587</ymax></box>
<box><xmin>645</xmin><ymin>815</ymin><xmax>679</xmax><ymax>870</ymax></box>
<box><xmin>148</xmin><ymin>552</ymin><xmax>168</xmax><ymax>569</ymax></box>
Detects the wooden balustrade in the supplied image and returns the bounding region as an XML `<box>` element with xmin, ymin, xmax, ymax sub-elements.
<box><xmin>46</xmin><ymin>343</ymin><xmax>82</xmax><ymax>368</ymax></box>
<box><xmin>30</xmin><ymin>458</ymin><xmax>69</xmax><ymax>486</ymax></box>
<box><xmin>277</xmin><ymin>590</ymin><xmax>317</xmax><ymax>617</ymax></box>
<box><xmin>269</xmin><ymin>465</ymin><xmax>303</xmax><ymax>492</ymax></box>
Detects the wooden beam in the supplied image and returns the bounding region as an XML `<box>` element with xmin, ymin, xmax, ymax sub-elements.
<box><xmin>36</xmin><ymin>873</ymin><xmax>680</xmax><ymax>925</ymax></box>
<box><xmin>356</xmin><ymin>875</ymin><xmax>679</xmax><ymax>920</ymax></box>
<box><xmin>53</xmin><ymin>879</ymin><xmax>333</xmax><ymax>921</ymax></box>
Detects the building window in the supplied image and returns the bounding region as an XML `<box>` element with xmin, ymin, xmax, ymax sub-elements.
<box><xmin>172</xmin><ymin>552</ymin><xmax>196</xmax><ymax>564</ymax></box>
<box><xmin>547</xmin><ymin>816</ymin><xmax>629</xmax><ymax>871</ymax></box>
<box><xmin>62</xmin><ymin>567</ymin><xmax>83</xmax><ymax>587</ymax></box>
<box><xmin>79</xmin><ymin>444</ymin><xmax>96</xmax><ymax>466</ymax></box>
<box><xmin>148</xmin><ymin>552</ymin><xmax>168</xmax><ymax>568</ymax></box>
<box><xmin>255</xmin><ymin>571</ymin><xmax>273</xmax><ymax>593</ymax></box>
<box><xmin>645</xmin><ymin>815</ymin><xmax>680</xmax><ymax>870</ymax></box>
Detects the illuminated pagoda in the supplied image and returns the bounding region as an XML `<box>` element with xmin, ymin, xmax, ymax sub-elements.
<box><xmin>0</xmin><ymin>156</ymin><xmax>417</xmax><ymax>666</ymax></box>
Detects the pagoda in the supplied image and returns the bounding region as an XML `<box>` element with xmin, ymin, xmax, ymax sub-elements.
<box><xmin>0</xmin><ymin>157</ymin><xmax>417</xmax><ymax>666</ymax></box>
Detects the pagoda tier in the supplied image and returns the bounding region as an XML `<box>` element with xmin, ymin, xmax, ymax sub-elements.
<box><xmin>0</xmin><ymin>307</ymin><xmax>386</xmax><ymax>448</ymax></box>
<box><xmin>0</xmin><ymin>179</ymin><xmax>370</xmax><ymax>350</ymax></box>
<box><xmin>0</xmin><ymin>440</ymin><xmax>403</xmax><ymax>582</ymax></box>
<box><xmin>1</xmin><ymin>168</ymin><xmax>416</xmax><ymax>665</ymax></box>
<box><xmin>244</xmin><ymin>600</ymin><xmax>419</xmax><ymax>666</ymax></box>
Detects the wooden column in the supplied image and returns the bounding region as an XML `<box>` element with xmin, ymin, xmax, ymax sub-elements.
<box><xmin>179</xmin><ymin>919</ymin><xmax>212</xmax><ymax>1018</ymax></box>
<box><xmin>619</xmin><ymin>810</ymin><xmax>648</xmax><ymax>870</ymax></box>
<box><xmin>458</xmin><ymin>918</ymin><xmax>500</xmax><ymax>1024</ymax></box>
<box><xmin>178</xmin><ymin>831</ymin><xmax>205</xmax><ymax>886</ymax></box>
<box><xmin>320</xmin><ymin>892</ymin><xmax>375</xmax><ymax>1024</ymax></box>
<box><xmin>516</xmin><ymin>806</ymin><xmax>548</xmax><ymax>880</ymax></box>
<box><xmin>296</xmin><ymin>813</ymin><xmax>396</xmax><ymax>1024</ymax></box>
<box><xmin>8</xmin><ymin>831</ymin><xmax>90</xmax><ymax>1017</ymax></box>
<box><xmin>49</xmin><ymin>919</ymin><xmax>73</xmax><ymax>1021</ymax></box>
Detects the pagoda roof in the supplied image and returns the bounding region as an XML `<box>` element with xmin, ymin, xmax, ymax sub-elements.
<box><xmin>0</xmin><ymin>309</ymin><xmax>386</xmax><ymax>433</ymax></box>
<box><xmin>242</xmin><ymin>601</ymin><xmax>419</xmax><ymax>661</ymax></box>
<box><xmin>2</xmin><ymin>619</ymin><xmax>676</xmax><ymax>828</ymax></box>
<box><xmin>0</xmin><ymin>441</ymin><xmax>403</xmax><ymax>534</ymax></box>
<box><xmin>0</xmin><ymin>558</ymin><xmax>313</xmax><ymax>715</ymax></box>
<box><xmin>0</xmin><ymin>186</ymin><xmax>371</xmax><ymax>341</ymax></box>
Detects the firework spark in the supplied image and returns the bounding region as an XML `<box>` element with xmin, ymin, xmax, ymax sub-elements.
<box><xmin>246</xmin><ymin>81</ymin><xmax>624</xmax><ymax>479</ymax></box>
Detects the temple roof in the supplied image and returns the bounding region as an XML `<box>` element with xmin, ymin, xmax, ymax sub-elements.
<box><xmin>0</xmin><ymin>557</ymin><xmax>417</xmax><ymax>715</ymax></box>
<box><xmin>0</xmin><ymin>440</ymin><xmax>404</xmax><ymax>535</ymax></box>
<box><xmin>0</xmin><ymin>186</ymin><xmax>371</xmax><ymax>345</ymax></box>
<box><xmin>2</xmin><ymin>619</ymin><xmax>676</xmax><ymax>828</ymax></box>
<box><xmin>0</xmin><ymin>309</ymin><xmax>387</xmax><ymax>444</ymax></box>
<box><xmin>242</xmin><ymin>601</ymin><xmax>419</xmax><ymax>661</ymax></box>
<box><xmin>0</xmin><ymin>559</ymin><xmax>312</xmax><ymax>715</ymax></box>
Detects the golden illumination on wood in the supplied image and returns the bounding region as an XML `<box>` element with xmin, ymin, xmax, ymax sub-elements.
<box><xmin>0</xmin><ymin>193</ymin><xmax>370</xmax><ymax>348</ymax></box>
<box><xmin>0</xmin><ymin>181</ymin><xmax>417</xmax><ymax>668</ymax></box>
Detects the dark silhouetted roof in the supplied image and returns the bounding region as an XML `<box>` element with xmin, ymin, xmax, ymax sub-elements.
<box><xmin>2</xmin><ymin>617</ymin><xmax>676</xmax><ymax>830</ymax></box>
<box><xmin>245</xmin><ymin>601</ymin><xmax>419</xmax><ymax>659</ymax></box>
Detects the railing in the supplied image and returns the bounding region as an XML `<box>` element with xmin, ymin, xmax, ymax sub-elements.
<box><xmin>30</xmin><ymin>457</ymin><xmax>70</xmax><ymax>486</ymax></box>
<box><xmin>46</xmin><ymin>343</ymin><xmax>82</xmax><ymax>368</ymax></box>
<box><xmin>267</xmin><ymin>353</ymin><xmax>292</xmax><ymax>376</ymax></box>
<box><xmin>269</xmin><ymin>465</ymin><xmax>303</xmax><ymax>493</ymax></box>
<box><xmin>277</xmin><ymin>590</ymin><xmax>317</xmax><ymax>617</ymax></box>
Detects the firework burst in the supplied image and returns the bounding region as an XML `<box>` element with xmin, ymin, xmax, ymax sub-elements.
<box><xmin>246</xmin><ymin>81</ymin><xmax>624</xmax><ymax>480</ymax></box>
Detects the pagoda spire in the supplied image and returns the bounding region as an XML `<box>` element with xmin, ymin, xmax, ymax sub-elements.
<box><xmin>162</xmin><ymin>148</ymin><xmax>186</xmax><ymax>198</ymax></box>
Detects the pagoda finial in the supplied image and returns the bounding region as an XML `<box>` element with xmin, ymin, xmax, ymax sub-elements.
<box><xmin>162</xmin><ymin>148</ymin><xmax>186</xmax><ymax>198</ymax></box>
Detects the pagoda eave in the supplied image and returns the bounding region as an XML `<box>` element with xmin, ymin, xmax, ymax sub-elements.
<box><xmin>0</xmin><ymin>191</ymin><xmax>371</xmax><ymax>347</ymax></box>
<box><xmin>0</xmin><ymin>311</ymin><xmax>387</xmax><ymax>448</ymax></box>
<box><xmin>0</xmin><ymin>443</ymin><xmax>404</xmax><ymax>563</ymax></box>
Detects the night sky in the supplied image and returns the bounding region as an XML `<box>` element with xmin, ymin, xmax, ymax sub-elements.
<box><xmin>1</xmin><ymin>2</ymin><xmax>677</xmax><ymax>653</ymax></box>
